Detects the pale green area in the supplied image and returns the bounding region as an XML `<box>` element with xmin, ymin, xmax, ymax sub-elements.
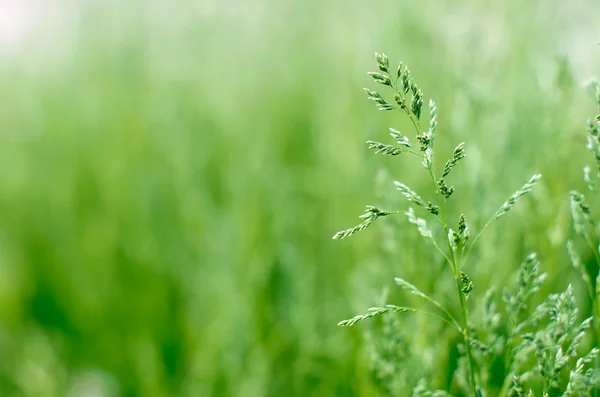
<box><xmin>0</xmin><ymin>1</ymin><xmax>599</xmax><ymax>396</ymax></box>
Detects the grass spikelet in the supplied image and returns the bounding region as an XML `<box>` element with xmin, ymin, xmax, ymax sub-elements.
<box><xmin>332</xmin><ymin>205</ymin><xmax>396</xmax><ymax>239</ymax></box>
<box><xmin>368</xmin><ymin>71</ymin><xmax>392</xmax><ymax>87</ymax></box>
<box><xmin>493</xmin><ymin>174</ymin><xmax>542</xmax><ymax>220</ymax></box>
<box><xmin>337</xmin><ymin>305</ymin><xmax>410</xmax><ymax>327</ymax></box>
<box><xmin>405</xmin><ymin>207</ymin><xmax>432</xmax><ymax>239</ymax></box>
<box><xmin>586</xmin><ymin>133</ymin><xmax>600</xmax><ymax>171</ymax></box>
<box><xmin>569</xmin><ymin>191</ymin><xmax>592</xmax><ymax>235</ymax></box>
<box><xmin>429</xmin><ymin>99</ymin><xmax>437</xmax><ymax>134</ymax></box>
<box><xmin>454</xmin><ymin>214</ymin><xmax>469</xmax><ymax>247</ymax></box>
<box><xmin>411</xmin><ymin>88</ymin><xmax>424</xmax><ymax>120</ymax></box>
<box><xmin>417</xmin><ymin>132</ymin><xmax>435</xmax><ymax>152</ymax></box>
<box><xmin>364</xmin><ymin>88</ymin><xmax>394</xmax><ymax>111</ymax></box>
<box><xmin>510</xmin><ymin>376</ymin><xmax>528</xmax><ymax>397</ymax></box>
<box><xmin>563</xmin><ymin>348</ymin><xmax>600</xmax><ymax>396</ymax></box>
<box><xmin>567</xmin><ymin>240</ymin><xmax>592</xmax><ymax>292</ymax></box>
<box><xmin>583</xmin><ymin>165</ymin><xmax>596</xmax><ymax>192</ymax></box>
<box><xmin>389</xmin><ymin>128</ymin><xmax>413</xmax><ymax>148</ymax></box>
<box><xmin>589</xmin><ymin>118</ymin><xmax>600</xmax><ymax>138</ymax></box>
<box><xmin>460</xmin><ymin>272</ymin><xmax>473</xmax><ymax>298</ymax></box>
<box><xmin>437</xmin><ymin>178</ymin><xmax>454</xmax><ymax>199</ymax></box>
<box><xmin>442</xmin><ymin>142</ymin><xmax>466</xmax><ymax>178</ymax></box>
<box><xmin>375</xmin><ymin>52</ymin><xmax>390</xmax><ymax>73</ymax></box>
<box><xmin>395</xmin><ymin>277</ymin><xmax>429</xmax><ymax>299</ymax></box>
<box><xmin>395</xmin><ymin>181</ymin><xmax>426</xmax><ymax>206</ymax></box>
<box><xmin>401</xmin><ymin>66</ymin><xmax>411</xmax><ymax>94</ymax></box>
<box><xmin>366</xmin><ymin>140</ymin><xmax>404</xmax><ymax>156</ymax></box>
<box><xmin>504</xmin><ymin>253</ymin><xmax>545</xmax><ymax>321</ymax></box>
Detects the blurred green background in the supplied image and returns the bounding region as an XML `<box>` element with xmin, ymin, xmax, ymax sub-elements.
<box><xmin>0</xmin><ymin>0</ymin><xmax>600</xmax><ymax>396</ymax></box>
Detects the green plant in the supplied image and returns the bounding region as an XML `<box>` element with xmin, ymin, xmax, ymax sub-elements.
<box><xmin>566</xmin><ymin>78</ymin><xmax>600</xmax><ymax>396</ymax></box>
<box><xmin>333</xmin><ymin>53</ymin><xmax>598</xmax><ymax>396</ymax></box>
<box><xmin>568</xmin><ymin>79</ymin><xmax>600</xmax><ymax>336</ymax></box>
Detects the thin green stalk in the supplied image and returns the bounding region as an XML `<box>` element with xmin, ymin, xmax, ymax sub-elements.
<box><xmin>403</xmin><ymin>108</ymin><xmax>479</xmax><ymax>395</ymax></box>
<box><xmin>408</xmin><ymin>115</ymin><xmax>421</xmax><ymax>138</ymax></box>
<box><xmin>411</xmin><ymin>114</ymin><xmax>478</xmax><ymax>395</ymax></box>
<box><xmin>444</xmin><ymin>204</ymin><xmax>478</xmax><ymax>397</ymax></box>
<box><xmin>427</xmin><ymin>164</ymin><xmax>440</xmax><ymax>196</ymax></box>
<box><xmin>455</xmin><ymin>278</ymin><xmax>479</xmax><ymax>397</ymax></box>
<box><xmin>418</xmin><ymin>290</ymin><xmax>462</xmax><ymax>332</ymax></box>
<box><xmin>431</xmin><ymin>238</ymin><xmax>454</xmax><ymax>271</ymax></box>
<box><xmin>401</xmin><ymin>110</ymin><xmax>465</xmax><ymax>341</ymax></box>
<box><xmin>403</xmin><ymin>307</ymin><xmax>462</xmax><ymax>330</ymax></box>
<box><xmin>582</xmin><ymin>231</ymin><xmax>600</xmax><ymax>273</ymax></box>
<box><xmin>498</xmin><ymin>308</ymin><xmax>519</xmax><ymax>397</ymax></box>
<box><xmin>463</xmin><ymin>217</ymin><xmax>493</xmax><ymax>262</ymax></box>
<box><xmin>593</xmin><ymin>300</ymin><xmax>600</xmax><ymax>397</ymax></box>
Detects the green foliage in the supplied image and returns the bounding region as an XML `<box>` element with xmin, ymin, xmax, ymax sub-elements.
<box><xmin>507</xmin><ymin>285</ymin><xmax>599</xmax><ymax>396</ymax></box>
<box><xmin>334</xmin><ymin>54</ymin><xmax>544</xmax><ymax>396</ymax></box>
<box><xmin>564</xmin><ymin>67</ymin><xmax>600</xmax><ymax>397</ymax></box>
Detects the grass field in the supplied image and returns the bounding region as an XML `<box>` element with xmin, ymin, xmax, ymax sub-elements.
<box><xmin>0</xmin><ymin>1</ymin><xmax>600</xmax><ymax>396</ymax></box>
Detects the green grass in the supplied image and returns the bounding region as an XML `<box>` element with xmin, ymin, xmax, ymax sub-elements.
<box><xmin>0</xmin><ymin>1</ymin><xmax>599</xmax><ymax>396</ymax></box>
<box><xmin>334</xmin><ymin>54</ymin><xmax>599</xmax><ymax>396</ymax></box>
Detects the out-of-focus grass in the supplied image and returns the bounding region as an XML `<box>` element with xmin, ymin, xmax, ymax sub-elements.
<box><xmin>0</xmin><ymin>1</ymin><xmax>599</xmax><ymax>396</ymax></box>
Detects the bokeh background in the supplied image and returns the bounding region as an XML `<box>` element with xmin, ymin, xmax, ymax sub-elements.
<box><xmin>1</xmin><ymin>0</ymin><xmax>600</xmax><ymax>396</ymax></box>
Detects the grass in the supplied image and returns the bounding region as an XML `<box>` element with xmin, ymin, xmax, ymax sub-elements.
<box><xmin>0</xmin><ymin>1</ymin><xmax>600</xmax><ymax>396</ymax></box>
<box><xmin>335</xmin><ymin>54</ymin><xmax>600</xmax><ymax>395</ymax></box>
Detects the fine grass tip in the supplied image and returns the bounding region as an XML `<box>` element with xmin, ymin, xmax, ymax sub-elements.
<box><xmin>366</xmin><ymin>140</ymin><xmax>404</xmax><ymax>156</ymax></box>
<box><xmin>337</xmin><ymin>305</ymin><xmax>410</xmax><ymax>327</ymax></box>
<box><xmin>394</xmin><ymin>181</ymin><xmax>425</xmax><ymax>207</ymax></box>
<box><xmin>405</xmin><ymin>207</ymin><xmax>433</xmax><ymax>239</ymax></box>
<box><xmin>332</xmin><ymin>206</ymin><xmax>395</xmax><ymax>239</ymax></box>
<box><xmin>493</xmin><ymin>174</ymin><xmax>542</xmax><ymax>220</ymax></box>
<box><xmin>442</xmin><ymin>142</ymin><xmax>466</xmax><ymax>178</ymax></box>
<box><xmin>333</xmin><ymin>53</ymin><xmax>578</xmax><ymax>396</ymax></box>
<box><xmin>389</xmin><ymin>128</ymin><xmax>412</xmax><ymax>148</ymax></box>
